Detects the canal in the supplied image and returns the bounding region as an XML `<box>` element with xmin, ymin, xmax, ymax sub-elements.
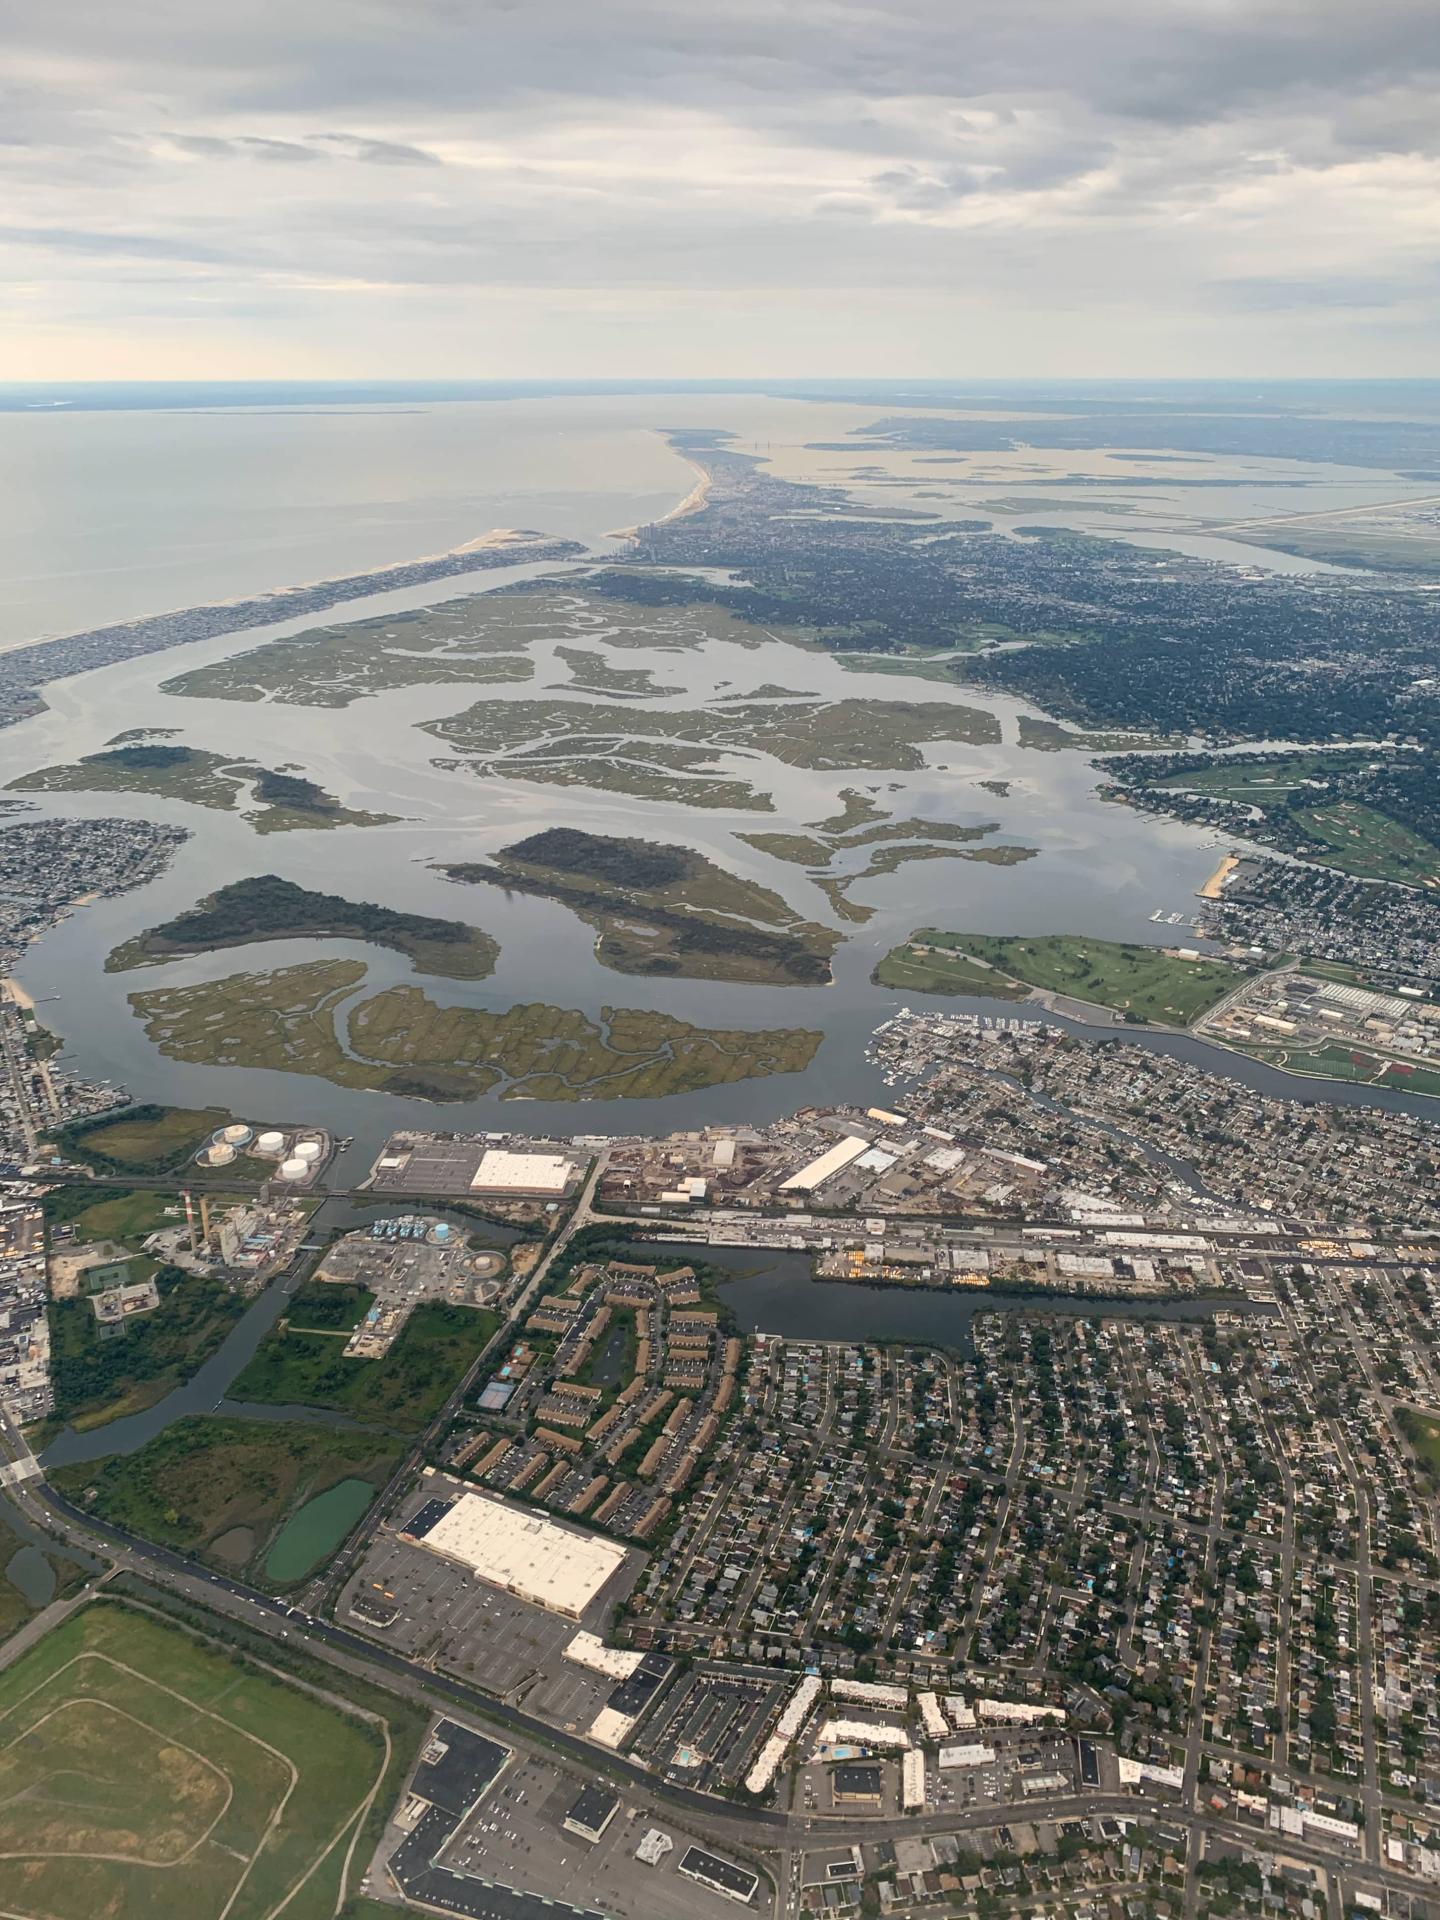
<box><xmin>38</xmin><ymin>1196</ymin><xmax>523</xmax><ymax>1471</ymax></box>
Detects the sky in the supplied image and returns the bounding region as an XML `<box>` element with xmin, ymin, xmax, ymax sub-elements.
<box><xmin>3</xmin><ymin>0</ymin><xmax>1438</xmax><ymax>381</ymax></box>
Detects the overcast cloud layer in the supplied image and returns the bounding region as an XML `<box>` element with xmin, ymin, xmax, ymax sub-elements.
<box><xmin>3</xmin><ymin>0</ymin><xmax>1438</xmax><ymax>378</ymax></box>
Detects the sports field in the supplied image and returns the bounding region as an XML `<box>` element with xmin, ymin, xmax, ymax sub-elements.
<box><xmin>0</xmin><ymin>1601</ymin><xmax>394</xmax><ymax>1920</ymax></box>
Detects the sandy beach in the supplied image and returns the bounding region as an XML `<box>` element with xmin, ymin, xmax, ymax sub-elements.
<box><xmin>1197</xmin><ymin>852</ymin><xmax>1240</xmax><ymax>899</ymax></box>
<box><xmin>605</xmin><ymin>460</ymin><xmax>712</xmax><ymax>542</ymax></box>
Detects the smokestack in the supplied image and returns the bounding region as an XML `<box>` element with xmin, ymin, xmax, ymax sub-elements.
<box><xmin>182</xmin><ymin>1190</ymin><xmax>197</xmax><ymax>1254</ymax></box>
<box><xmin>199</xmin><ymin>1195</ymin><xmax>212</xmax><ymax>1247</ymax></box>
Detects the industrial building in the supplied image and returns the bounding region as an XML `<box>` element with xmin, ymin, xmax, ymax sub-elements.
<box><xmin>403</xmin><ymin>1477</ymin><xmax>627</xmax><ymax>1618</ymax></box>
<box><xmin>470</xmin><ymin>1149</ymin><xmax>575</xmax><ymax>1197</ymax></box>
<box><xmin>779</xmin><ymin>1135</ymin><xmax>869</xmax><ymax>1194</ymax></box>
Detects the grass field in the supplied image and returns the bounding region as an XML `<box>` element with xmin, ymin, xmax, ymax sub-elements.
<box><xmin>43</xmin><ymin>1186</ymin><xmax>184</xmax><ymax>1244</ymax></box>
<box><xmin>873</xmin><ymin>931</ymin><xmax>1032</xmax><ymax>999</ymax></box>
<box><xmin>55</xmin><ymin>1105</ymin><xmax>235</xmax><ymax>1175</ymax></box>
<box><xmin>1147</xmin><ymin>754</ymin><xmax>1439</xmax><ymax>884</ymax></box>
<box><xmin>1238</xmin><ymin>1041</ymin><xmax>1440</xmax><ymax>1099</ymax></box>
<box><xmin>875</xmin><ymin>930</ymin><xmax>1247</xmax><ymax>1025</ymax></box>
<box><xmin>1153</xmin><ymin>751</ymin><xmax>1363</xmax><ymax>795</ymax></box>
<box><xmin>53</xmin><ymin>1418</ymin><xmax>401</xmax><ymax>1588</ymax></box>
<box><xmin>1291</xmin><ymin>801</ymin><xmax>1438</xmax><ymax>885</ymax></box>
<box><xmin>231</xmin><ymin>1300</ymin><xmax>499</xmax><ymax>1431</ymax></box>
<box><xmin>1398</xmin><ymin>1408</ymin><xmax>1440</xmax><ymax>1480</ymax></box>
<box><xmin>0</xmin><ymin>1600</ymin><xmax>395</xmax><ymax>1920</ymax></box>
<box><xmin>1239</xmin><ymin>526</ymin><xmax>1440</xmax><ymax>574</ymax></box>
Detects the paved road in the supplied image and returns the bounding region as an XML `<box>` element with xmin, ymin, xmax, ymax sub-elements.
<box><xmin>2</xmin><ymin>1450</ymin><xmax>1429</xmax><ymax>1919</ymax></box>
<box><xmin>307</xmin><ymin>1152</ymin><xmax>607</xmax><ymax>1614</ymax></box>
<box><xmin>1</xmin><ymin>1175</ymin><xmax>1429</xmax><ymax>1917</ymax></box>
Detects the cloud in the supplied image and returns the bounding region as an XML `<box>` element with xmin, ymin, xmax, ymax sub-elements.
<box><xmin>166</xmin><ymin>133</ymin><xmax>322</xmax><ymax>162</ymax></box>
<box><xmin>163</xmin><ymin>130</ymin><xmax>440</xmax><ymax>165</ymax></box>
<box><xmin>0</xmin><ymin>0</ymin><xmax>1436</xmax><ymax>376</ymax></box>
<box><xmin>0</xmin><ymin>223</ymin><xmax>231</xmax><ymax>264</ymax></box>
<box><xmin>311</xmin><ymin>133</ymin><xmax>441</xmax><ymax>165</ymax></box>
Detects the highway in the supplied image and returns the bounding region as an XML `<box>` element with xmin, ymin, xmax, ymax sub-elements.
<box><xmin>0</xmin><ymin>1430</ymin><xmax>1423</xmax><ymax>1920</ymax></box>
<box><xmin>0</xmin><ymin>1162</ymin><xmax>1428</xmax><ymax>1917</ymax></box>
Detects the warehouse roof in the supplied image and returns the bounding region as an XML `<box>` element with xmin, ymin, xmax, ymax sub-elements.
<box><xmin>779</xmin><ymin>1135</ymin><xmax>869</xmax><ymax>1193</ymax></box>
<box><xmin>416</xmin><ymin>1487</ymin><xmax>626</xmax><ymax>1616</ymax></box>
<box><xmin>470</xmin><ymin>1149</ymin><xmax>574</xmax><ymax>1194</ymax></box>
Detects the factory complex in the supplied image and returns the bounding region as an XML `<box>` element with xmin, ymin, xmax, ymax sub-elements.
<box><xmin>192</xmin><ymin>1119</ymin><xmax>334</xmax><ymax>1184</ymax></box>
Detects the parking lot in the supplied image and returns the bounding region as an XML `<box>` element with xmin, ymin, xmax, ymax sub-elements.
<box><xmin>340</xmin><ymin>1486</ymin><xmax>647</xmax><ymax>1730</ymax></box>
<box><xmin>426</xmin><ymin>1751</ymin><xmax>769</xmax><ymax>1920</ymax></box>
<box><xmin>366</xmin><ymin>1132</ymin><xmax>582</xmax><ymax>1202</ymax></box>
<box><xmin>930</xmin><ymin>1733</ymin><xmax>1082</xmax><ymax>1817</ymax></box>
<box><xmin>793</xmin><ymin>1729</ymin><xmax>1084</xmax><ymax>1823</ymax></box>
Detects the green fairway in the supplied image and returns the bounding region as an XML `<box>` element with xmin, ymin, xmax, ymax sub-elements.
<box><xmin>0</xmin><ymin>1601</ymin><xmax>394</xmax><ymax>1920</ymax></box>
<box><xmin>1290</xmin><ymin>801</ymin><xmax>1439</xmax><ymax>885</ymax></box>
<box><xmin>875</xmin><ymin>930</ymin><xmax>1247</xmax><ymax>1025</ymax></box>
<box><xmin>52</xmin><ymin>1418</ymin><xmax>401</xmax><ymax>1587</ymax></box>
<box><xmin>1153</xmin><ymin>751</ymin><xmax>1366</xmax><ymax>795</ymax></box>
<box><xmin>873</xmin><ymin>930</ymin><xmax>1032</xmax><ymax>999</ymax></box>
<box><xmin>1145</xmin><ymin>753</ymin><xmax>1439</xmax><ymax>884</ymax></box>
<box><xmin>230</xmin><ymin>1300</ymin><xmax>499</xmax><ymax>1431</ymax></box>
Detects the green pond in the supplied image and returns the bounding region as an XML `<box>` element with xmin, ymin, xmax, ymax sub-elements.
<box><xmin>264</xmin><ymin>1477</ymin><xmax>375</xmax><ymax>1584</ymax></box>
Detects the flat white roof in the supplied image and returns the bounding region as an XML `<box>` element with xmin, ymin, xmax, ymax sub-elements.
<box><xmin>587</xmin><ymin>1706</ymin><xmax>636</xmax><ymax>1748</ymax></box>
<box><xmin>780</xmin><ymin>1135</ymin><xmax>869</xmax><ymax>1193</ymax></box>
<box><xmin>565</xmin><ymin>1630</ymin><xmax>643</xmax><ymax>1680</ymax></box>
<box><xmin>417</xmin><ymin>1489</ymin><xmax>626</xmax><ymax>1616</ymax></box>
<box><xmin>471</xmin><ymin>1149</ymin><xmax>574</xmax><ymax>1194</ymax></box>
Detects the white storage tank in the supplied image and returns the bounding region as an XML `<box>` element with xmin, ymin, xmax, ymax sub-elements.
<box><xmin>221</xmin><ymin>1123</ymin><xmax>254</xmax><ymax>1146</ymax></box>
<box><xmin>278</xmin><ymin>1155</ymin><xmax>309</xmax><ymax>1181</ymax></box>
<box><xmin>256</xmin><ymin>1130</ymin><xmax>286</xmax><ymax>1155</ymax></box>
<box><xmin>293</xmin><ymin>1138</ymin><xmax>323</xmax><ymax>1163</ymax></box>
<box><xmin>199</xmin><ymin>1142</ymin><xmax>236</xmax><ymax>1167</ymax></box>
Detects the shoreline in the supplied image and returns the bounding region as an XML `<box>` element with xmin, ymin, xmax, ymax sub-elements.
<box><xmin>604</xmin><ymin>458</ymin><xmax>713</xmax><ymax>543</ymax></box>
<box><xmin>1198</xmin><ymin>852</ymin><xmax>1240</xmax><ymax>900</ymax></box>
<box><xmin>0</xmin><ymin>532</ymin><xmax>588</xmax><ymax>677</ymax></box>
